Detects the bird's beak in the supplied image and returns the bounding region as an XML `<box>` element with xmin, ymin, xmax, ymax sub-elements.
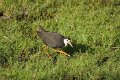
<box><xmin>68</xmin><ymin>41</ymin><xmax>73</xmax><ymax>47</ymax></box>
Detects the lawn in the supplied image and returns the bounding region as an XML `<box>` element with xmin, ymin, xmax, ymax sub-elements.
<box><xmin>0</xmin><ymin>0</ymin><xmax>120</xmax><ymax>80</ymax></box>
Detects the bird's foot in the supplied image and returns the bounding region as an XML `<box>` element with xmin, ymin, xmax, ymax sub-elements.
<box><xmin>59</xmin><ymin>51</ymin><xmax>70</xmax><ymax>57</ymax></box>
<box><xmin>47</xmin><ymin>54</ymin><xmax>52</xmax><ymax>58</ymax></box>
<box><xmin>52</xmin><ymin>49</ymin><xmax>70</xmax><ymax>57</ymax></box>
<box><xmin>42</xmin><ymin>45</ymin><xmax>52</xmax><ymax>58</ymax></box>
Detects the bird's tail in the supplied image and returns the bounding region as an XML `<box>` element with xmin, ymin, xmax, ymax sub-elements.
<box><xmin>36</xmin><ymin>26</ymin><xmax>46</xmax><ymax>35</ymax></box>
<box><xmin>37</xmin><ymin>26</ymin><xmax>45</xmax><ymax>32</ymax></box>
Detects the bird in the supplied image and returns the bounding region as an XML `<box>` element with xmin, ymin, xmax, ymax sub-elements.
<box><xmin>37</xmin><ymin>26</ymin><xmax>73</xmax><ymax>57</ymax></box>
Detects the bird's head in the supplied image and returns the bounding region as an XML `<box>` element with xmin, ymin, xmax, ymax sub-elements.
<box><xmin>64</xmin><ymin>39</ymin><xmax>73</xmax><ymax>47</ymax></box>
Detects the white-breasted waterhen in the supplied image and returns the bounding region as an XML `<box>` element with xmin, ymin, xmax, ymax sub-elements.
<box><xmin>37</xmin><ymin>26</ymin><xmax>73</xmax><ymax>57</ymax></box>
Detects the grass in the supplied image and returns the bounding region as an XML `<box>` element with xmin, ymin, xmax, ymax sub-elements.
<box><xmin>0</xmin><ymin>0</ymin><xmax>120</xmax><ymax>80</ymax></box>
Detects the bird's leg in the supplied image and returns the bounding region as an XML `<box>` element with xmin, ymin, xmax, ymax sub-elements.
<box><xmin>42</xmin><ymin>45</ymin><xmax>47</xmax><ymax>49</ymax></box>
<box><xmin>42</xmin><ymin>45</ymin><xmax>52</xmax><ymax>58</ymax></box>
<box><xmin>52</xmin><ymin>49</ymin><xmax>70</xmax><ymax>57</ymax></box>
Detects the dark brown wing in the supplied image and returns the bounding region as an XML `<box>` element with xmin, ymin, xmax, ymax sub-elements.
<box><xmin>37</xmin><ymin>31</ymin><xmax>65</xmax><ymax>48</ymax></box>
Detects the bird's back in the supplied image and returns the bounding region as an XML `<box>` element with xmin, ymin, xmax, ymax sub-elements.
<box><xmin>37</xmin><ymin>28</ymin><xmax>65</xmax><ymax>48</ymax></box>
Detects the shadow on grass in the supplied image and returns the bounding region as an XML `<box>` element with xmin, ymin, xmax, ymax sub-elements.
<box><xmin>63</xmin><ymin>42</ymin><xmax>95</xmax><ymax>56</ymax></box>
